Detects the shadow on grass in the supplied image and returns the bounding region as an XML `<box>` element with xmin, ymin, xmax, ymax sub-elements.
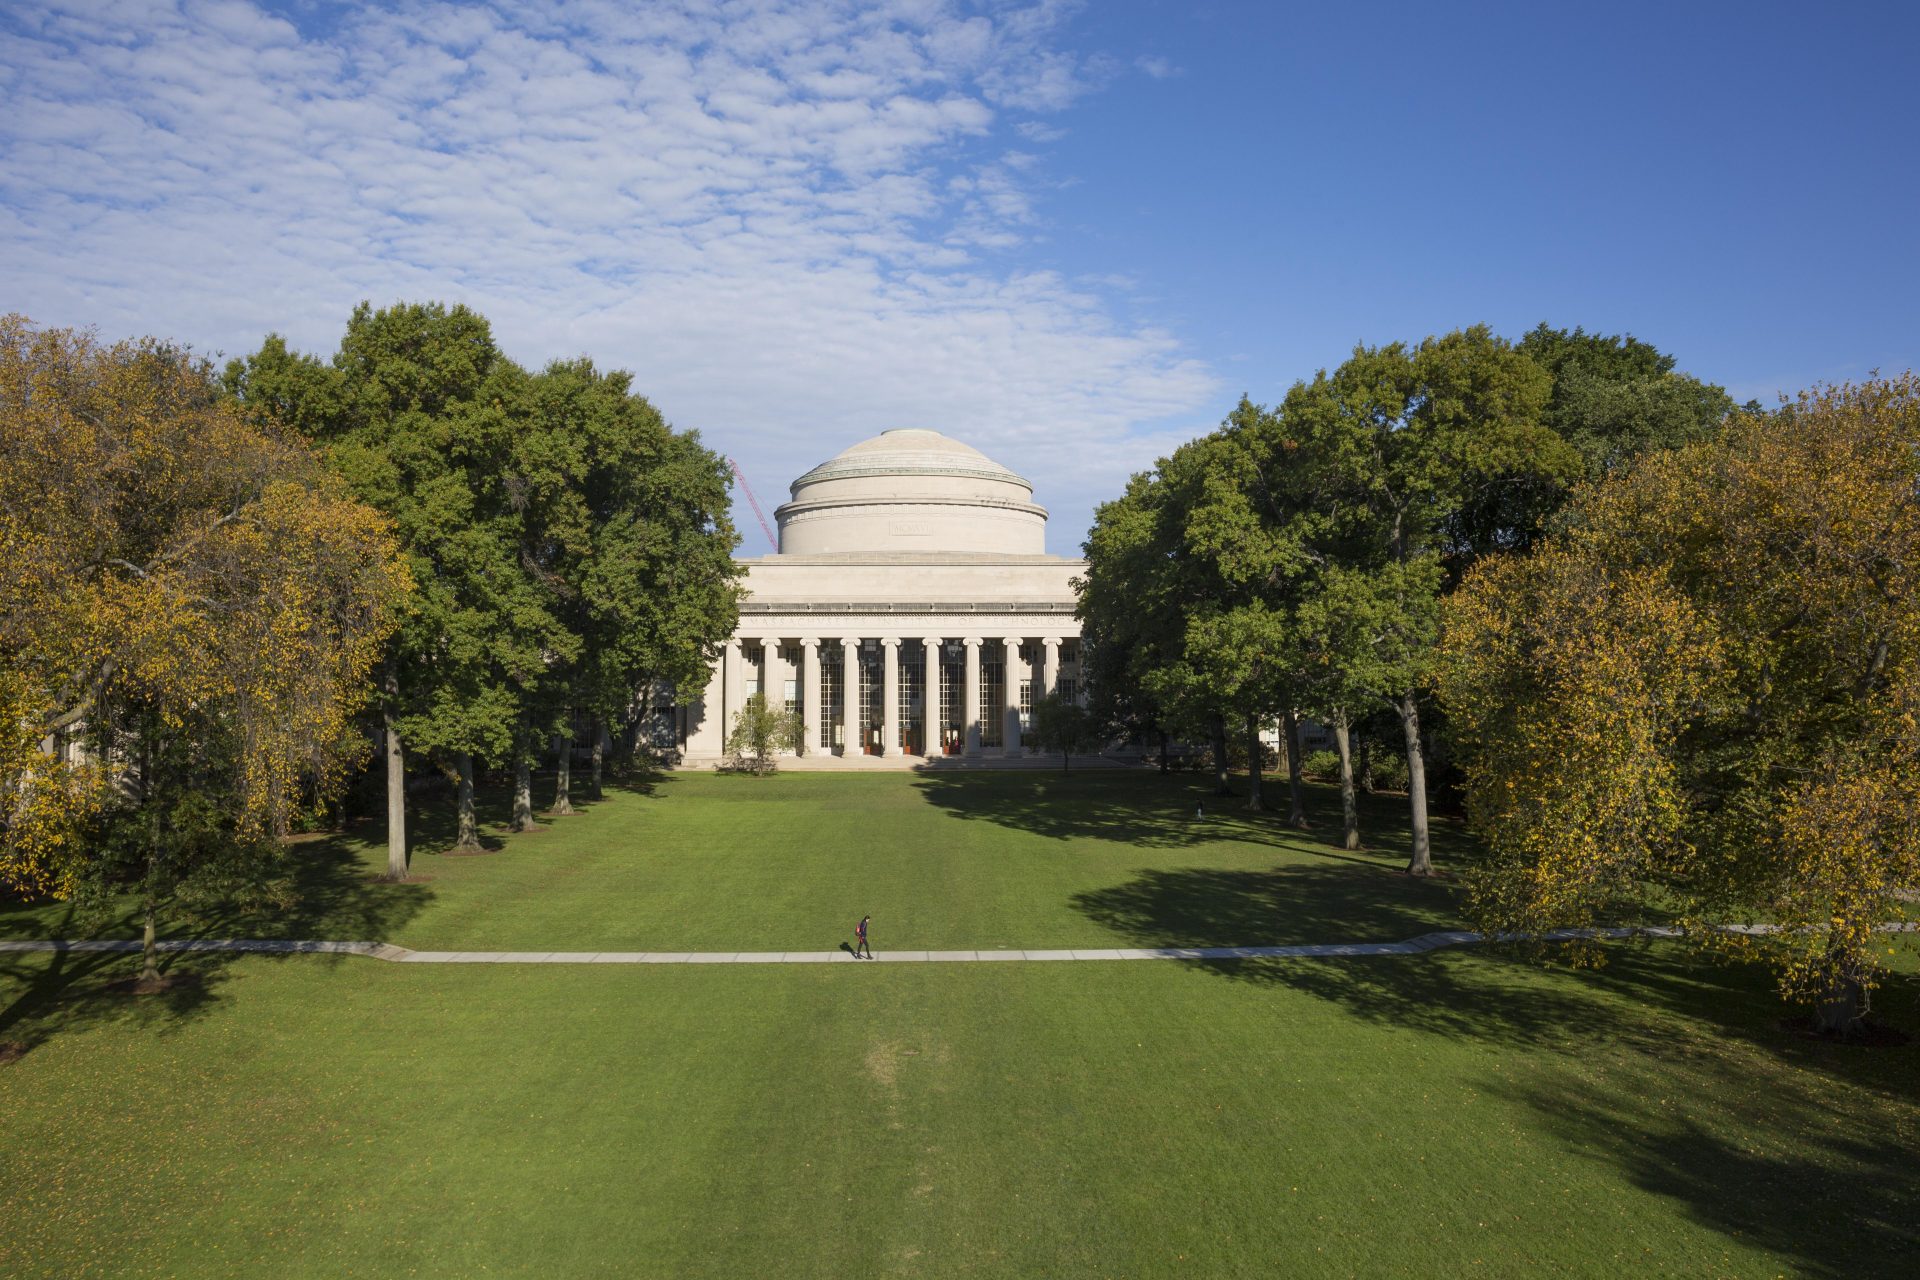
<box><xmin>1072</xmin><ymin>861</ymin><xmax>1465</xmax><ymax>949</ymax></box>
<box><xmin>910</xmin><ymin>769</ymin><xmax>1481</xmax><ymax>866</ymax></box>
<box><xmin>1488</xmin><ymin>999</ymin><xmax>1919</xmax><ymax>1278</ymax></box>
<box><xmin>0</xmin><ymin>902</ymin><xmax>235</xmax><ymax>1063</ymax></box>
<box><xmin>1074</xmin><ymin>853</ymin><xmax>1920</xmax><ymax>1273</ymax></box>
<box><xmin>0</xmin><ymin>833</ymin><xmax>437</xmax><ymax>1063</ymax></box>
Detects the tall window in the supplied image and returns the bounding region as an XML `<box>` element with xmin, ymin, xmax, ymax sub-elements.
<box><xmin>1018</xmin><ymin>679</ymin><xmax>1033</xmax><ymax>729</ymax></box>
<box><xmin>820</xmin><ymin>652</ymin><xmax>842</xmax><ymax>748</ymax></box>
<box><xmin>979</xmin><ymin>654</ymin><xmax>1004</xmax><ymax>748</ymax></box>
<box><xmin>783</xmin><ymin>679</ymin><xmax>798</xmax><ymax>718</ymax></box>
<box><xmin>939</xmin><ymin>649</ymin><xmax>962</xmax><ymax>753</ymax></box>
<box><xmin>900</xmin><ymin>651</ymin><xmax>925</xmax><ymax>755</ymax></box>
<box><xmin>857</xmin><ymin>647</ymin><xmax>881</xmax><ymax>754</ymax></box>
<box><xmin>1058</xmin><ymin>676</ymin><xmax>1079</xmax><ymax>706</ymax></box>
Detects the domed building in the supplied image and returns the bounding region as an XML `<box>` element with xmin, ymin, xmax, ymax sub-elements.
<box><xmin>675</xmin><ymin>430</ymin><xmax>1085</xmax><ymax>765</ymax></box>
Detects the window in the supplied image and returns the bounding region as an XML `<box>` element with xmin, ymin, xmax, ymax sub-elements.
<box><xmin>783</xmin><ymin>679</ymin><xmax>798</xmax><ymax>718</ymax></box>
<box><xmin>979</xmin><ymin>655</ymin><xmax>1004</xmax><ymax>748</ymax></box>
<box><xmin>900</xmin><ymin>651</ymin><xmax>925</xmax><ymax>754</ymax></box>
<box><xmin>1018</xmin><ymin>679</ymin><xmax>1033</xmax><ymax>729</ymax></box>
<box><xmin>857</xmin><ymin>647</ymin><xmax>882</xmax><ymax>753</ymax></box>
<box><xmin>1058</xmin><ymin>676</ymin><xmax>1079</xmax><ymax>706</ymax></box>
<box><xmin>939</xmin><ymin>651</ymin><xmax>962</xmax><ymax>753</ymax></box>
<box><xmin>820</xmin><ymin>652</ymin><xmax>842</xmax><ymax>748</ymax></box>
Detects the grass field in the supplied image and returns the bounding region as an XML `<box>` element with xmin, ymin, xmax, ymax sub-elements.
<box><xmin>2</xmin><ymin>770</ymin><xmax>1915</xmax><ymax>1277</ymax></box>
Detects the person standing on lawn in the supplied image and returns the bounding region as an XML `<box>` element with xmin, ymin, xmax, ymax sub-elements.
<box><xmin>854</xmin><ymin>914</ymin><xmax>873</xmax><ymax>960</ymax></box>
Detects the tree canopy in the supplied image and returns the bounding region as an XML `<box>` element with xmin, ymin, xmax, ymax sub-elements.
<box><xmin>1438</xmin><ymin>376</ymin><xmax>1920</xmax><ymax>1033</ymax></box>
<box><xmin>1079</xmin><ymin>323</ymin><xmax>1740</xmax><ymax>870</ymax></box>
<box><xmin>227</xmin><ymin>302</ymin><xmax>742</xmax><ymax>859</ymax></box>
<box><xmin>1</xmin><ymin>315</ymin><xmax>409</xmax><ymax>976</ymax></box>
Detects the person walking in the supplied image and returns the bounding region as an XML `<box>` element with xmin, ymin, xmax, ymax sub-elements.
<box><xmin>854</xmin><ymin>913</ymin><xmax>873</xmax><ymax>960</ymax></box>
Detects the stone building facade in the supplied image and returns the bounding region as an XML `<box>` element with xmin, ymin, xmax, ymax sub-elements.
<box><xmin>676</xmin><ymin>429</ymin><xmax>1085</xmax><ymax>765</ymax></box>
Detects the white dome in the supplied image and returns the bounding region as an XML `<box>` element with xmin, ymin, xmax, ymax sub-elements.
<box><xmin>774</xmin><ymin>430</ymin><xmax>1048</xmax><ymax>555</ymax></box>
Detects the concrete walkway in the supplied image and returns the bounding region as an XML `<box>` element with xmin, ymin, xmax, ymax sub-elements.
<box><xmin>0</xmin><ymin>926</ymin><xmax>1704</xmax><ymax>965</ymax></box>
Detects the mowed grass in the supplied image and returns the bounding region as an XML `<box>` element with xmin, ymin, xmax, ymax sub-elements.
<box><xmin>2</xmin><ymin>771</ymin><xmax>1916</xmax><ymax>1278</ymax></box>
<box><xmin>0</xmin><ymin>770</ymin><xmax>1476</xmax><ymax>952</ymax></box>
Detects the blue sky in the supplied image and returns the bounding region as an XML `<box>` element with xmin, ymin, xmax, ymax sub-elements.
<box><xmin>4</xmin><ymin>1</ymin><xmax>1915</xmax><ymax>555</ymax></box>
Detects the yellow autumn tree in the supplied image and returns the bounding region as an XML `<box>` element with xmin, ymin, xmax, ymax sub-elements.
<box><xmin>0</xmin><ymin>316</ymin><xmax>410</xmax><ymax>980</ymax></box>
<box><xmin>1438</xmin><ymin>375</ymin><xmax>1920</xmax><ymax>1036</ymax></box>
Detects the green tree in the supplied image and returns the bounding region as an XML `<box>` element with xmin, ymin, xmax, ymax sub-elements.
<box><xmin>509</xmin><ymin>357</ymin><xmax>741</xmax><ymax>814</ymax></box>
<box><xmin>1274</xmin><ymin>326</ymin><xmax>1577</xmax><ymax>873</ymax></box>
<box><xmin>1518</xmin><ymin>323</ymin><xmax>1737</xmax><ymax>476</ymax></box>
<box><xmin>725</xmin><ymin>693</ymin><xmax>802</xmax><ymax>774</ymax></box>
<box><xmin>226</xmin><ymin>304</ymin><xmax>551</xmax><ymax>862</ymax></box>
<box><xmin>1080</xmin><ymin>442</ymin><xmax>1238</xmax><ymax>796</ymax></box>
<box><xmin>229</xmin><ymin>304</ymin><xmax>741</xmax><ymax>857</ymax></box>
<box><xmin>1028</xmin><ymin>693</ymin><xmax>1094</xmax><ymax>771</ymax></box>
<box><xmin>1438</xmin><ymin>376</ymin><xmax>1920</xmax><ymax>1035</ymax></box>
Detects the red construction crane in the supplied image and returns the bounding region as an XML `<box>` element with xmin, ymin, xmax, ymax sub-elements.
<box><xmin>727</xmin><ymin>457</ymin><xmax>778</xmax><ymax>554</ymax></box>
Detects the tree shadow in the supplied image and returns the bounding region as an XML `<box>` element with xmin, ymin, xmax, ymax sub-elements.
<box><xmin>910</xmin><ymin>770</ymin><xmax>1481</xmax><ymax>866</ymax></box>
<box><xmin>0</xmin><ymin>832</ymin><xmax>437</xmax><ymax>1063</ymax></box>
<box><xmin>1072</xmin><ymin>861</ymin><xmax>1465</xmax><ymax>948</ymax></box>
<box><xmin>0</xmin><ymin>900</ymin><xmax>238</xmax><ymax>1063</ymax></box>
<box><xmin>1487</xmin><ymin>1020</ymin><xmax>1919</xmax><ymax>1277</ymax></box>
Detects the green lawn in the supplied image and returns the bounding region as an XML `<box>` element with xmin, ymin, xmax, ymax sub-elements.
<box><xmin>2</xmin><ymin>771</ymin><xmax>1915</xmax><ymax>1278</ymax></box>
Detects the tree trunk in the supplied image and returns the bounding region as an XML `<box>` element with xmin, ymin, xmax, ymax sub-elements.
<box><xmin>1358</xmin><ymin>733</ymin><xmax>1375</xmax><ymax>794</ymax></box>
<box><xmin>1814</xmin><ymin>975</ymin><xmax>1866</xmax><ymax>1038</ymax></box>
<box><xmin>1245</xmin><ymin>713</ymin><xmax>1265</xmax><ymax>811</ymax></box>
<box><xmin>383</xmin><ymin>674</ymin><xmax>406</xmax><ymax>879</ymax></box>
<box><xmin>1814</xmin><ymin>944</ymin><xmax>1868</xmax><ymax>1037</ymax></box>
<box><xmin>590</xmin><ymin>719</ymin><xmax>606</xmax><ymax>798</ymax></box>
<box><xmin>141</xmin><ymin>893</ymin><xmax>159</xmax><ymax>985</ymax></box>
<box><xmin>1158</xmin><ymin>728</ymin><xmax>1170</xmax><ymax>774</ymax></box>
<box><xmin>1284</xmin><ymin>708</ymin><xmax>1309</xmax><ymax>829</ymax></box>
<box><xmin>455</xmin><ymin>752</ymin><xmax>480</xmax><ymax>851</ymax></box>
<box><xmin>1210</xmin><ymin>714</ymin><xmax>1232</xmax><ymax>796</ymax></box>
<box><xmin>511</xmin><ymin>731</ymin><xmax>538</xmax><ymax>832</ymax></box>
<box><xmin>551</xmin><ymin>732</ymin><xmax>575</xmax><ymax>815</ymax></box>
<box><xmin>1334</xmin><ymin>708</ymin><xmax>1361</xmax><ymax>851</ymax></box>
<box><xmin>1397</xmin><ymin>694</ymin><xmax>1432</xmax><ymax>875</ymax></box>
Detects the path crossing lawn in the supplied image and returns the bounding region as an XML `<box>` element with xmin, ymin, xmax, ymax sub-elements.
<box><xmin>2</xmin><ymin>771</ymin><xmax>1916</xmax><ymax>1277</ymax></box>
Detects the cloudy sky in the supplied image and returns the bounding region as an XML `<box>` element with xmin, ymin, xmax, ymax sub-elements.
<box><xmin>5</xmin><ymin>1</ymin><xmax>1917</xmax><ymax>553</ymax></box>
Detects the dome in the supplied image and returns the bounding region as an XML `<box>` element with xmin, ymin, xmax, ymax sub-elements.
<box><xmin>790</xmin><ymin>429</ymin><xmax>1032</xmax><ymax>492</ymax></box>
<box><xmin>774</xmin><ymin>429</ymin><xmax>1048</xmax><ymax>556</ymax></box>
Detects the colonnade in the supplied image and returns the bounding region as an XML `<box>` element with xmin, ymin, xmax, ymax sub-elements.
<box><xmin>716</xmin><ymin>635</ymin><xmax>1077</xmax><ymax>758</ymax></box>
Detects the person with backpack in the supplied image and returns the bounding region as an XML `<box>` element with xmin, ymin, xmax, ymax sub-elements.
<box><xmin>854</xmin><ymin>914</ymin><xmax>873</xmax><ymax>960</ymax></box>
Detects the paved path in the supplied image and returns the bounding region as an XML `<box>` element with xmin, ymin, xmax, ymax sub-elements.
<box><xmin>0</xmin><ymin>927</ymin><xmax>1704</xmax><ymax>965</ymax></box>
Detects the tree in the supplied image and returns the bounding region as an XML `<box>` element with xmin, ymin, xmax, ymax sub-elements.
<box><xmin>230</xmin><ymin>305</ymin><xmax>740</xmax><ymax>855</ymax></box>
<box><xmin>1438</xmin><ymin>376</ymin><xmax>1920</xmax><ymax>1035</ymax></box>
<box><xmin>1028</xmin><ymin>693</ymin><xmax>1093</xmax><ymax>771</ymax></box>
<box><xmin>1272</xmin><ymin>327</ymin><xmax>1577</xmax><ymax>873</ymax></box>
<box><xmin>1080</xmin><ymin>441</ymin><xmax>1240</xmax><ymax>796</ymax></box>
<box><xmin>1517</xmin><ymin>323</ymin><xmax>1737</xmax><ymax>477</ymax></box>
<box><xmin>227</xmin><ymin>304</ymin><xmax>547</xmax><ymax>859</ymax></box>
<box><xmin>2</xmin><ymin>316</ymin><xmax>408</xmax><ymax>980</ymax></box>
<box><xmin>506</xmin><ymin>357</ymin><xmax>742</xmax><ymax>814</ymax></box>
<box><xmin>724</xmin><ymin>693</ymin><xmax>802</xmax><ymax>774</ymax></box>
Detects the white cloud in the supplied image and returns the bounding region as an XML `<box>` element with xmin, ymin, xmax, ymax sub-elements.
<box><xmin>0</xmin><ymin>0</ymin><xmax>1217</xmax><ymax>552</ymax></box>
<box><xmin>1135</xmin><ymin>54</ymin><xmax>1181</xmax><ymax>80</ymax></box>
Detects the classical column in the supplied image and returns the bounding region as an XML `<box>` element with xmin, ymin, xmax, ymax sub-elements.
<box><xmin>963</xmin><ymin>636</ymin><xmax>982</xmax><ymax>756</ymax></box>
<box><xmin>801</xmin><ymin>637</ymin><xmax>821</xmax><ymax>758</ymax></box>
<box><xmin>841</xmin><ymin>637</ymin><xmax>860</xmax><ymax>756</ymax></box>
<box><xmin>1002</xmin><ymin>637</ymin><xmax>1023</xmax><ymax>756</ymax></box>
<box><xmin>881</xmin><ymin>638</ymin><xmax>900</xmax><ymax>756</ymax></box>
<box><xmin>721</xmin><ymin>638</ymin><xmax>744</xmax><ymax>744</ymax></box>
<box><xmin>922</xmin><ymin>636</ymin><xmax>941</xmax><ymax>756</ymax></box>
<box><xmin>1042</xmin><ymin>636</ymin><xmax>1061</xmax><ymax>699</ymax></box>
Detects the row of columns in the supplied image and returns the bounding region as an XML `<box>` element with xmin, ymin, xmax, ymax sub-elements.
<box><xmin>721</xmin><ymin>635</ymin><xmax>1072</xmax><ymax>757</ymax></box>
